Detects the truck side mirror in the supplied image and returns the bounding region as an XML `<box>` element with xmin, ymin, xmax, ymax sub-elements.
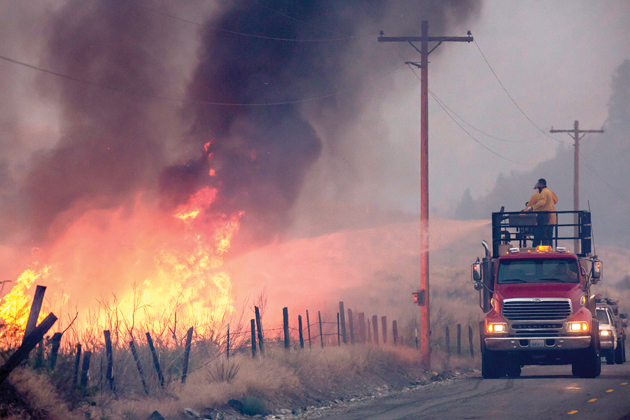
<box><xmin>592</xmin><ymin>260</ymin><xmax>602</xmax><ymax>283</ymax></box>
<box><xmin>472</xmin><ymin>258</ymin><xmax>482</xmax><ymax>282</ymax></box>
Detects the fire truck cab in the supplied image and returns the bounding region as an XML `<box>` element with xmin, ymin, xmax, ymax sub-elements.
<box><xmin>471</xmin><ymin>210</ymin><xmax>603</xmax><ymax>378</ymax></box>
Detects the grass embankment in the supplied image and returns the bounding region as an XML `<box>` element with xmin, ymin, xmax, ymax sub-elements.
<box><xmin>0</xmin><ymin>343</ymin><xmax>478</xmax><ymax>419</ymax></box>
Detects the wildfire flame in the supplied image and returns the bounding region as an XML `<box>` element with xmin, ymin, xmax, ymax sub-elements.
<box><xmin>0</xmin><ymin>266</ymin><xmax>50</xmax><ymax>333</ymax></box>
<box><xmin>0</xmin><ymin>182</ymin><xmax>242</xmax><ymax>344</ymax></box>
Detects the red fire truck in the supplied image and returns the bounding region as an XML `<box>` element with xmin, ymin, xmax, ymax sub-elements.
<box><xmin>471</xmin><ymin>210</ymin><xmax>603</xmax><ymax>378</ymax></box>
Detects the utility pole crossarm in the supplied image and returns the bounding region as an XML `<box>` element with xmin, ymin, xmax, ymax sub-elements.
<box><xmin>550</xmin><ymin>129</ymin><xmax>604</xmax><ymax>133</ymax></box>
<box><xmin>378</xmin><ymin>36</ymin><xmax>473</xmax><ymax>43</ymax></box>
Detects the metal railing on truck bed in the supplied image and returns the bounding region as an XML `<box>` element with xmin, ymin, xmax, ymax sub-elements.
<box><xmin>491</xmin><ymin>210</ymin><xmax>592</xmax><ymax>258</ymax></box>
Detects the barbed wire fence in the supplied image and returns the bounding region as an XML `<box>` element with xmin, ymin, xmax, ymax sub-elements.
<box><xmin>2</xmin><ymin>294</ymin><xmax>480</xmax><ymax>397</ymax></box>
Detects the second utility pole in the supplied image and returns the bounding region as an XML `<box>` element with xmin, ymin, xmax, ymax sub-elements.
<box><xmin>550</xmin><ymin>121</ymin><xmax>603</xmax><ymax>252</ymax></box>
<box><xmin>379</xmin><ymin>21</ymin><xmax>472</xmax><ymax>369</ymax></box>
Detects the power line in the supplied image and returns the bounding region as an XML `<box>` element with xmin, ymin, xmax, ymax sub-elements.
<box><xmin>0</xmin><ymin>53</ymin><xmax>406</xmax><ymax>107</ymax></box>
<box><xmin>431</xmin><ymin>89</ymin><xmax>529</xmax><ymax>165</ymax></box>
<box><xmin>249</xmin><ymin>0</ymin><xmax>385</xmax><ymax>42</ymax></box>
<box><xmin>249</xmin><ymin>0</ymin><xmax>352</xmax><ymax>38</ymax></box>
<box><xmin>426</xmin><ymin>91</ymin><xmax>524</xmax><ymax>143</ymax></box>
<box><xmin>473</xmin><ymin>38</ymin><xmax>567</xmax><ymax>145</ymax></box>
<box><xmin>117</xmin><ymin>0</ymin><xmax>352</xmax><ymax>42</ymax></box>
<box><xmin>406</xmin><ymin>65</ymin><xmax>529</xmax><ymax>165</ymax></box>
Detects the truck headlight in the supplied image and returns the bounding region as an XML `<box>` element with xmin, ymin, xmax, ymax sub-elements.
<box><xmin>487</xmin><ymin>323</ymin><xmax>507</xmax><ymax>333</ymax></box>
<box><xmin>600</xmin><ymin>330</ymin><xmax>611</xmax><ymax>336</ymax></box>
<box><xmin>568</xmin><ymin>322</ymin><xmax>589</xmax><ymax>332</ymax></box>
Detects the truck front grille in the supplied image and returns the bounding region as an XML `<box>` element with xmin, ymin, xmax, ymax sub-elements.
<box><xmin>503</xmin><ymin>299</ymin><xmax>571</xmax><ymax>321</ymax></box>
<box><xmin>514</xmin><ymin>330</ymin><xmax>561</xmax><ymax>337</ymax></box>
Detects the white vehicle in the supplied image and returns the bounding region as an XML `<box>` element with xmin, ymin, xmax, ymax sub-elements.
<box><xmin>597</xmin><ymin>306</ymin><xmax>618</xmax><ymax>364</ymax></box>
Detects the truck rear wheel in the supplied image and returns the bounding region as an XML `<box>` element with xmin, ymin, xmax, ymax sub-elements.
<box><xmin>615</xmin><ymin>340</ymin><xmax>625</xmax><ymax>364</ymax></box>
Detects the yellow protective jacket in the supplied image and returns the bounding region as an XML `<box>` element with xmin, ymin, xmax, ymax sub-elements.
<box><xmin>530</xmin><ymin>188</ymin><xmax>559</xmax><ymax>224</ymax></box>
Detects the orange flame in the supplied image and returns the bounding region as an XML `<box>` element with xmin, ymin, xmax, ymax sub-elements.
<box><xmin>0</xmin><ymin>266</ymin><xmax>50</xmax><ymax>339</ymax></box>
<box><xmin>0</xmin><ymin>184</ymin><xmax>242</xmax><ymax>344</ymax></box>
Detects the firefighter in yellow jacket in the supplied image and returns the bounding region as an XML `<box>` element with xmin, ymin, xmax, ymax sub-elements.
<box><xmin>525</xmin><ymin>178</ymin><xmax>558</xmax><ymax>246</ymax></box>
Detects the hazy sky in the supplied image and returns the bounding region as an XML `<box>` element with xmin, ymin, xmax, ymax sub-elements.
<box><xmin>300</xmin><ymin>0</ymin><xmax>630</xmax><ymax>217</ymax></box>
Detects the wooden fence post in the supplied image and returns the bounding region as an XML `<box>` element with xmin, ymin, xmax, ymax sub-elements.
<box><xmin>0</xmin><ymin>313</ymin><xmax>57</xmax><ymax>385</ymax></box>
<box><xmin>298</xmin><ymin>315</ymin><xmax>304</xmax><ymax>349</ymax></box>
<box><xmin>181</xmin><ymin>327</ymin><xmax>193</xmax><ymax>384</ymax></box>
<box><xmin>80</xmin><ymin>351</ymin><xmax>91</xmax><ymax>389</ymax></box>
<box><xmin>129</xmin><ymin>340</ymin><xmax>148</xmax><ymax>395</ymax></box>
<box><xmin>415</xmin><ymin>328</ymin><xmax>419</xmax><ymax>349</ymax></box>
<box><xmin>23</xmin><ymin>286</ymin><xmax>46</xmax><ymax>345</ymax></box>
<box><xmin>367</xmin><ymin>318</ymin><xmax>372</xmax><ymax>343</ymax></box>
<box><xmin>348</xmin><ymin>309</ymin><xmax>354</xmax><ymax>344</ymax></box>
<box><xmin>372</xmin><ymin>315</ymin><xmax>379</xmax><ymax>345</ymax></box>
<box><xmin>318</xmin><ymin>311</ymin><xmax>324</xmax><ymax>349</ymax></box>
<box><xmin>255</xmin><ymin>306</ymin><xmax>264</xmax><ymax>356</ymax></box>
<box><xmin>357</xmin><ymin>313</ymin><xmax>365</xmax><ymax>343</ymax></box>
<box><xmin>73</xmin><ymin>343</ymin><xmax>82</xmax><ymax>386</ymax></box>
<box><xmin>392</xmin><ymin>320</ymin><xmax>398</xmax><ymax>345</ymax></box>
<box><xmin>99</xmin><ymin>351</ymin><xmax>104</xmax><ymax>392</ymax></box>
<box><xmin>457</xmin><ymin>324</ymin><xmax>462</xmax><ymax>356</ymax></box>
<box><xmin>250</xmin><ymin>319</ymin><xmax>257</xmax><ymax>358</ymax></box>
<box><xmin>283</xmin><ymin>307</ymin><xmax>290</xmax><ymax>351</ymax></box>
<box><xmin>337</xmin><ymin>313</ymin><xmax>341</xmax><ymax>346</ymax></box>
<box><xmin>468</xmin><ymin>325</ymin><xmax>474</xmax><ymax>358</ymax></box>
<box><xmin>226</xmin><ymin>324</ymin><xmax>230</xmax><ymax>360</ymax></box>
<box><xmin>445</xmin><ymin>326</ymin><xmax>450</xmax><ymax>359</ymax></box>
<box><xmin>381</xmin><ymin>316</ymin><xmax>387</xmax><ymax>344</ymax></box>
<box><xmin>146</xmin><ymin>332</ymin><xmax>164</xmax><ymax>389</ymax></box>
<box><xmin>35</xmin><ymin>339</ymin><xmax>44</xmax><ymax>369</ymax></box>
<box><xmin>49</xmin><ymin>332</ymin><xmax>62</xmax><ymax>370</ymax></box>
<box><xmin>306</xmin><ymin>310</ymin><xmax>312</xmax><ymax>349</ymax></box>
<box><xmin>339</xmin><ymin>302</ymin><xmax>347</xmax><ymax>344</ymax></box>
<box><xmin>104</xmin><ymin>330</ymin><xmax>115</xmax><ymax>393</ymax></box>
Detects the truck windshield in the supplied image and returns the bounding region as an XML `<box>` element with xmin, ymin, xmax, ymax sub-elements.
<box><xmin>497</xmin><ymin>259</ymin><xmax>579</xmax><ymax>284</ymax></box>
<box><xmin>596</xmin><ymin>309</ymin><xmax>610</xmax><ymax>325</ymax></box>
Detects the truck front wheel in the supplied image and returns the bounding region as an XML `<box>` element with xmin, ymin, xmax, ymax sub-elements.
<box><xmin>482</xmin><ymin>348</ymin><xmax>503</xmax><ymax>379</ymax></box>
<box><xmin>574</xmin><ymin>347</ymin><xmax>601</xmax><ymax>378</ymax></box>
<box><xmin>505</xmin><ymin>357</ymin><xmax>522</xmax><ymax>378</ymax></box>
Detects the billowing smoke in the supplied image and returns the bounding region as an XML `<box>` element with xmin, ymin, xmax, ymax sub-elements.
<box><xmin>455</xmin><ymin>59</ymin><xmax>630</xmax><ymax>247</ymax></box>
<box><xmin>22</xmin><ymin>0</ymin><xmax>193</xmax><ymax>243</ymax></box>
<box><xmin>0</xmin><ymin>0</ymin><xmax>484</xmax><ymax>334</ymax></box>
<box><xmin>159</xmin><ymin>0</ymin><xmax>483</xmax><ymax>250</ymax></box>
<box><xmin>2</xmin><ymin>0</ymin><xmax>483</xmax><ymax>254</ymax></box>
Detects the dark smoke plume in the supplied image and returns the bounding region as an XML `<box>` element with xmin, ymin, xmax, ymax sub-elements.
<box><xmin>4</xmin><ymin>0</ymin><xmax>482</xmax><ymax>249</ymax></box>
<box><xmin>23</xmin><ymin>0</ymin><xmax>189</xmax><ymax>241</ymax></box>
<box><xmin>160</xmin><ymin>0</ymin><xmax>483</xmax><ymax>249</ymax></box>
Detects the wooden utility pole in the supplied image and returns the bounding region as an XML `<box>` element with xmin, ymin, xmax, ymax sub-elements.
<box><xmin>550</xmin><ymin>121</ymin><xmax>604</xmax><ymax>252</ymax></box>
<box><xmin>379</xmin><ymin>21</ymin><xmax>472</xmax><ymax>369</ymax></box>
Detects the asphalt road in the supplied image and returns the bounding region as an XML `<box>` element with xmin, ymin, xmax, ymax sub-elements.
<box><xmin>322</xmin><ymin>363</ymin><xmax>630</xmax><ymax>420</ymax></box>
